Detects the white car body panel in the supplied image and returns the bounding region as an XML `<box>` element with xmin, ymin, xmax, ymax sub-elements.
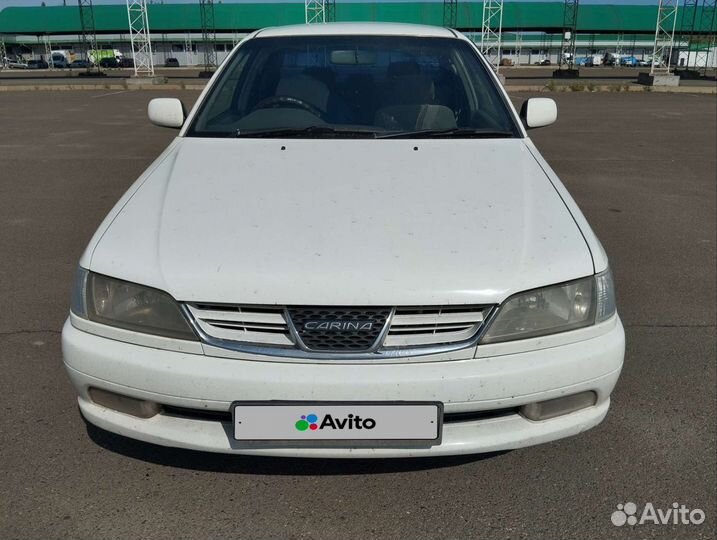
<box><xmin>64</xmin><ymin>22</ymin><xmax>624</xmax><ymax>457</ymax></box>
<box><xmin>523</xmin><ymin>139</ymin><xmax>609</xmax><ymax>272</ymax></box>
<box><xmin>88</xmin><ymin>138</ymin><xmax>594</xmax><ymax>306</ymax></box>
<box><xmin>255</xmin><ymin>22</ymin><xmax>456</xmax><ymax>39</ymax></box>
<box><xmin>63</xmin><ymin>315</ymin><xmax>624</xmax><ymax>457</ymax></box>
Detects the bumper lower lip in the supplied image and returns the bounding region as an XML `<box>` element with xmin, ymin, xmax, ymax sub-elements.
<box><xmin>74</xmin><ymin>391</ymin><xmax>612</xmax><ymax>458</ymax></box>
<box><xmin>62</xmin><ymin>316</ymin><xmax>625</xmax><ymax>457</ymax></box>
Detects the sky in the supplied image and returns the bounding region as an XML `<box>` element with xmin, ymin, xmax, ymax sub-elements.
<box><xmin>0</xmin><ymin>0</ymin><xmax>662</xmax><ymax>7</ymax></box>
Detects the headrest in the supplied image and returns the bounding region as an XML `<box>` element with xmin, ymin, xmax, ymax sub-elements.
<box><xmin>275</xmin><ymin>74</ymin><xmax>330</xmax><ymax>112</ymax></box>
<box><xmin>382</xmin><ymin>73</ymin><xmax>435</xmax><ymax>106</ymax></box>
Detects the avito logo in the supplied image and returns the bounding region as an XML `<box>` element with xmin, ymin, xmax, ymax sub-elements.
<box><xmin>295</xmin><ymin>413</ymin><xmax>376</xmax><ymax>431</ymax></box>
<box><xmin>295</xmin><ymin>413</ymin><xmax>320</xmax><ymax>431</ymax></box>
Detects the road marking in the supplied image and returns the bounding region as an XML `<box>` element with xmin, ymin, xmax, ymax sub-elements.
<box><xmin>91</xmin><ymin>90</ymin><xmax>128</xmax><ymax>98</ymax></box>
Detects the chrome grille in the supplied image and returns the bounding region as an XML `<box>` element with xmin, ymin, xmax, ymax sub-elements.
<box><xmin>287</xmin><ymin>307</ymin><xmax>391</xmax><ymax>352</ymax></box>
<box><xmin>185</xmin><ymin>304</ymin><xmax>294</xmax><ymax>347</ymax></box>
<box><xmin>184</xmin><ymin>303</ymin><xmax>492</xmax><ymax>357</ymax></box>
<box><xmin>384</xmin><ymin>306</ymin><xmax>488</xmax><ymax>348</ymax></box>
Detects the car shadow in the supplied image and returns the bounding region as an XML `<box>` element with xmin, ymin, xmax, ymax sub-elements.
<box><xmin>85</xmin><ymin>421</ymin><xmax>509</xmax><ymax>475</ymax></box>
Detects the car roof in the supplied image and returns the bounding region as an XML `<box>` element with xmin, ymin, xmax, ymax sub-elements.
<box><xmin>255</xmin><ymin>22</ymin><xmax>458</xmax><ymax>39</ymax></box>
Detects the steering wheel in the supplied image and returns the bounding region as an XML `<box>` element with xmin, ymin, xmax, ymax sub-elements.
<box><xmin>252</xmin><ymin>95</ymin><xmax>324</xmax><ymax>119</ymax></box>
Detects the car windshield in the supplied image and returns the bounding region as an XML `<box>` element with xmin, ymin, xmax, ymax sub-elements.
<box><xmin>187</xmin><ymin>35</ymin><xmax>521</xmax><ymax>139</ymax></box>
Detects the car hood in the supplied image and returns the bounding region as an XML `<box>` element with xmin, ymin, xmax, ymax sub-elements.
<box><xmin>88</xmin><ymin>138</ymin><xmax>594</xmax><ymax>305</ymax></box>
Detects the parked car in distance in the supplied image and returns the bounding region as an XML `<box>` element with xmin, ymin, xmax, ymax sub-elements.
<box><xmin>165</xmin><ymin>57</ymin><xmax>180</xmax><ymax>67</ymax></box>
<box><xmin>63</xmin><ymin>22</ymin><xmax>624</xmax><ymax>459</ymax></box>
<box><xmin>70</xmin><ymin>59</ymin><xmax>92</xmax><ymax>69</ymax></box>
<box><xmin>99</xmin><ymin>57</ymin><xmax>119</xmax><ymax>68</ymax></box>
<box><xmin>119</xmin><ymin>57</ymin><xmax>135</xmax><ymax>68</ymax></box>
<box><xmin>577</xmin><ymin>54</ymin><xmax>602</xmax><ymax>67</ymax></box>
<box><xmin>27</xmin><ymin>59</ymin><xmax>49</xmax><ymax>69</ymax></box>
<box><xmin>645</xmin><ymin>56</ymin><xmax>665</xmax><ymax>68</ymax></box>
<box><xmin>603</xmin><ymin>53</ymin><xmax>618</xmax><ymax>66</ymax></box>
<box><xmin>50</xmin><ymin>55</ymin><xmax>69</xmax><ymax>68</ymax></box>
<box><xmin>619</xmin><ymin>56</ymin><xmax>641</xmax><ymax>67</ymax></box>
<box><xmin>5</xmin><ymin>57</ymin><xmax>28</xmax><ymax>69</ymax></box>
<box><xmin>535</xmin><ymin>58</ymin><xmax>551</xmax><ymax>66</ymax></box>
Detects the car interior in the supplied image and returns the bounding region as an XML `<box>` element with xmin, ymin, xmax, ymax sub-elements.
<box><xmin>193</xmin><ymin>37</ymin><xmax>516</xmax><ymax>136</ymax></box>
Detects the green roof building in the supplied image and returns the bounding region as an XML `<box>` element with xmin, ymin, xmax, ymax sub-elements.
<box><xmin>0</xmin><ymin>2</ymin><xmax>714</xmax><ymax>67</ymax></box>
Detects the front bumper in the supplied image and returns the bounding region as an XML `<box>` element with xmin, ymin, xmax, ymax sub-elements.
<box><xmin>62</xmin><ymin>316</ymin><xmax>625</xmax><ymax>458</ymax></box>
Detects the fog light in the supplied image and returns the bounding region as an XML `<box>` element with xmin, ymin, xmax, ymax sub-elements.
<box><xmin>89</xmin><ymin>388</ymin><xmax>160</xmax><ymax>419</ymax></box>
<box><xmin>520</xmin><ymin>391</ymin><xmax>597</xmax><ymax>421</ymax></box>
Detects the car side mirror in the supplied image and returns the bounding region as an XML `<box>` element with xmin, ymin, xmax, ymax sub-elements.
<box><xmin>148</xmin><ymin>98</ymin><xmax>185</xmax><ymax>129</ymax></box>
<box><xmin>520</xmin><ymin>98</ymin><xmax>557</xmax><ymax>129</ymax></box>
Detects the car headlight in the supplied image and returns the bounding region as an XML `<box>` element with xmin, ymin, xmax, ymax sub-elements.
<box><xmin>480</xmin><ymin>269</ymin><xmax>616</xmax><ymax>344</ymax></box>
<box><xmin>71</xmin><ymin>268</ymin><xmax>197</xmax><ymax>341</ymax></box>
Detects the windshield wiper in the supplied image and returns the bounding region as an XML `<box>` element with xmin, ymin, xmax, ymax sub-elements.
<box><xmin>377</xmin><ymin>128</ymin><xmax>515</xmax><ymax>139</ymax></box>
<box><xmin>235</xmin><ymin>126</ymin><xmax>377</xmax><ymax>138</ymax></box>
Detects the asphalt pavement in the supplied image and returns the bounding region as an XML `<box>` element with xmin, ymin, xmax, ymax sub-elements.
<box><xmin>0</xmin><ymin>90</ymin><xmax>714</xmax><ymax>540</ymax></box>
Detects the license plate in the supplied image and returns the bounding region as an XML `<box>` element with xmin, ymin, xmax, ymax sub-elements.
<box><xmin>231</xmin><ymin>401</ymin><xmax>443</xmax><ymax>448</ymax></box>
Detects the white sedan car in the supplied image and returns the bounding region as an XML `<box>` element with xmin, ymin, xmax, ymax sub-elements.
<box><xmin>63</xmin><ymin>23</ymin><xmax>624</xmax><ymax>457</ymax></box>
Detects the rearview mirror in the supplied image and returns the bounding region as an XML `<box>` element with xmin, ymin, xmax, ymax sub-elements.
<box><xmin>520</xmin><ymin>98</ymin><xmax>557</xmax><ymax>129</ymax></box>
<box><xmin>330</xmin><ymin>49</ymin><xmax>377</xmax><ymax>65</ymax></box>
<box><xmin>148</xmin><ymin>98</ymin><xmax>185</xmax><ymax>129</ymax></box>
